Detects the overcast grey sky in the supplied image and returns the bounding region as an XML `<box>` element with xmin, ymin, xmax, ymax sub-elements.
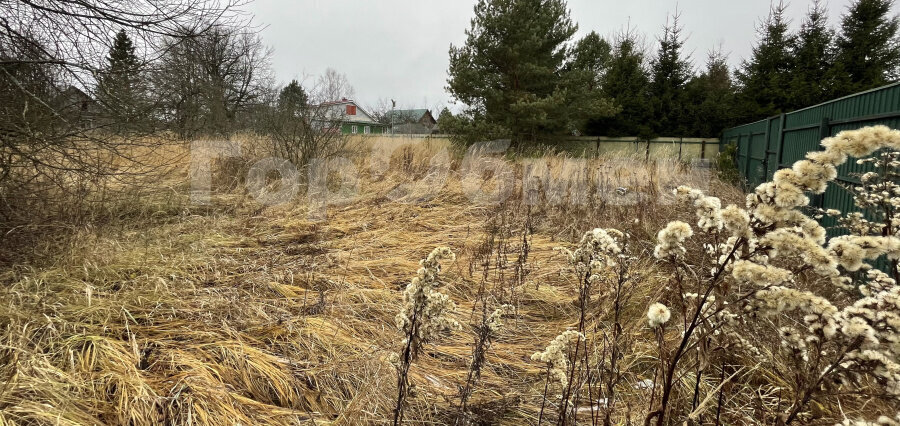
<box><xmin>247</xmin><ymin>0</ymin><xmax>899</xmax><ymax>112</ymax></box>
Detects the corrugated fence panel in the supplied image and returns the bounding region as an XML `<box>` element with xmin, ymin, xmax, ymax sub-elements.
<box><xmin>724</xmin><ymin>82</ymin><xmax>900</xmax><ymax>191</ymax></box>
<box><xmin>785</xmin><ymin>103</ymin><xmax>828</xmax><ymax>126</ymax></box>
<box><xmin>781</xmin><ymin>127</ymin><xmax>821</xmax><ymax>166</ymax></box>
<box><xmin>722</xmin><ymin>82</ymin><xmax>900</xmax><ymax>272</ymax></box>
<box><xmin>723</xmin><ymin>119</ymin><xmax>773</xmax><ymax>188</ymax></box>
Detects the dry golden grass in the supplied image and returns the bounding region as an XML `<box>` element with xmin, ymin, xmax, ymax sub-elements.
<box><xmin>0</xmin><ymin>136</ymin><xmax>795</xmax><ymax>425</ymax></box>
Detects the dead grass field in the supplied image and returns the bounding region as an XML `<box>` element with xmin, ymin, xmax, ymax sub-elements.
<box><xmin>2</xmin><ymin>135</ymin><xmax>846</xmax><ymax>425</ymax></box>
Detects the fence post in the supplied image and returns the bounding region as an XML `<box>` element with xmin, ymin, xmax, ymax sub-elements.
<box><xmin>760</xmin><ymin>117</ymin><xmax>773</xmax><ymax>184</ymax></box>
<box><xmin>775</xmin><ymin>113</ymin><xmax>786</xmax><ymax>172</ymax></box>
<box><xmin>771</xmin><ymin>113</ymin><xmax>786</xmax><ymax>180</ymax></box>
<box><xmin>818</xmin><ymin>116</ymin><xmax>831</xmax><ymax>140</ymax></box>
<box><xmin>813</xmin><ymin>116</ymin><xmax>831</xmax><ymax>209</ymax></box>
<box><xmin>743</xmin><ymin>133</ymin><xmax>752</xmax><ymax>186</ymax></box>
<box><xmin>700</xmin><ymin>139</ymin><xmax>706</xmax><ymax>160</ymax></box>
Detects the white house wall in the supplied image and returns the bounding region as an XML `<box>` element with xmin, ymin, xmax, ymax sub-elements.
<box><xmin>320</xmin><ymin>103</ymin><xmax>377</xmax><ymax>123</ymax></box>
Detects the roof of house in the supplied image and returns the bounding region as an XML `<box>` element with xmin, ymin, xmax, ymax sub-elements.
<box><xmin>61</xmin><ymin>85</ymin><xmax>92</xmax><ymax>99</ymax></box>
<box><xmin>316</xmin><ymin>97</ymin><xmax>356</xmax><ymax>106</ymax></box>
<box><xmin>314</xmin><ymin>98</ymin><xmax>366</xmax><ymax>109</ymax></box>
<box><xmin>311</xmin><ymin>98</ymin><xmax>377</xmax><ymax>122</ymax></box>
<box><xmin>56</xmin><ymin>85</ymin><xmax>105</xmax><ymax>114</ymax></box>
<box><xmin>386</xmin><ymin>109</ymin><xmax>429</xmax><ymax>122</ymax></box>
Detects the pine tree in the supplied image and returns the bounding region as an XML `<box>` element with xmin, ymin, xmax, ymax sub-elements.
<box><xmin>436</xmin><ymin>107</ymin><xmax>453</xmax><ymax>127</ymax></box>
<box><xmin>833</xmin><ymin>0</ymin><xmax>900</xmax><ymax>96</ymax></box>
<box><xmin>447</xmin><ymin>0</ymin><xmax>614</xmax><ymax>144</ymax></box>
<box><xmin>649</xmin><ymin>12</ymin><xmax>693</xmax><ymax>136</ymax></box>
<box><xmin>592</xmin><ymin>29</ymin><xmax>652</xmax><ymax>138</ymax></box>
<box><xmin>569</xmin><ymin>31</ymin><xmax>612</xmax><ymax>91</ymax></box>
<box><xmin>735</xmin><ymin>2</ymin><xmax>796</xmax><ymax>122</ymax></box>
<box><xmin>97</xmin><ymin>29</ymin><xmax>143</xmax><ymax>122</ymax></box>
<box><xmin>277</xmin><ymin>79</ymin><xmax>308</xmax><ymax>117</ymax></box>
<box><xmin>567</xmin><ymin>31</ymin><xmax>616</xmax><ymax>135</ymax></box>
<box><xmin>790</xmin><ymin>0</ymin><xmax>836</xmax><ymax>108</ymax></box>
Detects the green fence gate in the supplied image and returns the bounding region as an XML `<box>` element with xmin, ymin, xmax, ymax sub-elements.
<box><xmin>722</xmin><ymin>82</ymin><xmax>900</xmax><ymax>216</ymax></box>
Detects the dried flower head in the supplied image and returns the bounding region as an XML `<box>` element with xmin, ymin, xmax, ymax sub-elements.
<box><xmin>647</xmin><ymin>302</ymin><xmax>672</xmax><ymax>328</ymax></box>
<box><xmin>396</xmin><ymin>247</ymin><xmax>461</xmax><ymax>354</ymax></box>
<box><xmin>485</xmin><ymin>304</ymin><xmax>514</xmax><ymax>332</ymax></box>
<box><xmin>675</xmin><ymin>186</ymin><xmax>724</xmax><ymax>232</ymax></box>
<box><xmin>654</xmin><ymin>221</ymin><xmax>693</xmax><ymax>260</ymax></box>
<box><xmin>531</xmin><ymin>330</ymin><xmax>583</xmax><ymax>387</ymax></box>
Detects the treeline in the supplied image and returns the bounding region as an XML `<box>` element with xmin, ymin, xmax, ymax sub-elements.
<box><xmin>0</xmin><ymin>1</ymin><xmax>358</xmax><ymax>226</ymax></box>
<box><xmin>444</xmin><ymin>0</ymin><xmax>900</xmax><ymax>143</ymax></box>
<box><xmin>86</xmin><ymin>25</ymin><xmax>275</xmax><ymax>138</ymax></box>
<box><xmin>11</xmin><ymin>27</ymin><xmax>355</xmax><ymax>139</ymax></box>
<box><xmin>1</xmin><ymin>8</ymin><xmax>364</xmax><ymax>145</ymax></box>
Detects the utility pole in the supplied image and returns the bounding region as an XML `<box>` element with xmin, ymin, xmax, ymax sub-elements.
<box><xmin>391</xmin><ymin>99</ymin><xmax>396</xmax><ymax>137</ymax></box>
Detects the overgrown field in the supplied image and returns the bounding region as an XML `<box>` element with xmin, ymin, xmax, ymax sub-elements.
<box><xmin>1</xmin><ymin>134</ymin><xmax>899</xmax><ymax>425</ymax></box>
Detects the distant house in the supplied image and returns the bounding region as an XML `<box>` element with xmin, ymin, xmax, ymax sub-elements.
<box><xmin>311</xmin><ymin>98</ymin><xmax>387</xmax><ymax>135</ymax></box>
<box><xmin>56</xmin><ymin>86</ymin><xmax>104</xmax><ymax>128</ymax></box>
<box><xmin>386</xmin><ymin>109</ymin><xmax>437</xmax><ymax>134</ymax></box>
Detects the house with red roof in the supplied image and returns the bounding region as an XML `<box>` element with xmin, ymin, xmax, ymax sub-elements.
<box><xmin>311</xmin><ymin>98</ymin><xmax>387</xmax><ymax>135</ymax></box>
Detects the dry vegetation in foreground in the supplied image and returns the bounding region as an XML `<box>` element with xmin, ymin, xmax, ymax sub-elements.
<box><xmin>0</xmin><ymin>135</ymin><xmax>896</xmax><ymax>425</ymax></box>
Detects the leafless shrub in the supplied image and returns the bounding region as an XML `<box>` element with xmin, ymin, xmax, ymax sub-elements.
<box><xmin>260</xmin><ymin>76</ymin><xmax>352</xmax><ymax>175</ymax></box>
<box><xmin>154</xmin><ymin>23</ymin><xmax>273</xmax><ymax>138</ymax></box>
<box><xmin>0</xmin><ymin>0</ymin><xmax>252</xmax><ymax>229</ymax></box>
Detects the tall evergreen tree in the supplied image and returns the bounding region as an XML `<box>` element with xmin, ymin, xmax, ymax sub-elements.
<box><xmin>447</xmin><ymin>0</ymin><xmax>614</xmax><ymax>144</ymax></box>
<box><xmin>436</xmin><ymin>107</ymin><xmax>453</xmax><ymax>128</ymax></box>
<box><xmin>277</xmin><ymin>79</ymin><xmax>308</xmax><ymax>116</ymax></box>
<box><xmin>569</xmin><ymin>31</ymin><xmax>612</xmax><ymax>91</ymax></box>
<box><xmin>97</xmin><ymin>30</ymin><xmax>143</xmax><ymax>122</ymax></box>
<box><xmin>568</xmin><ymin>31</ymin><xmax>614</xmax><ymax>135</ymax></box>
<box><xmin>735</xmin><ymin>2</ymin><xmax>796</xmax><ymax>122</ymax></box>
<box><xmin>833</xmin><ymin>0</ymin><xmax>900</xmax><ymax>96</ymax></box>
<box><xmin>649</xmin><ymin>12</ymin><xmax>693</xmax><ymax>136</ymax></box>
<box><xmin>684</xmin><ymin>48</ymin><xmax>736</xmax><ymax>137</ymax></box>
<box><xmin>790</xmin><ymin>0</ymin><xmax>836</xmax><ymax>108</ymax></box>
<box><xmin>593</xmin><ymin>29</ymin><xmax>652</xmax><ymax>138</ymax></box>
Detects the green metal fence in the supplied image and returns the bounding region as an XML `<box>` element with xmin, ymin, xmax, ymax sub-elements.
<box><xmin>721</xmin><ymin>82</ymin><xmax>900</xmax><ymax>216</ymax></box>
